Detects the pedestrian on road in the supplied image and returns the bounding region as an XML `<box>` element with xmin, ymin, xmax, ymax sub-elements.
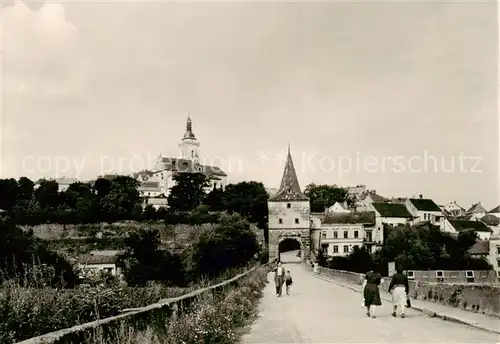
<box><xmin>274</xmin><ymin>261</ymin><xmax>286</xmax><ymax>297</ymax></box>
<box><xmin>363</xmin><ymin>270</ymin><xmax>382</xmax><ymax>318</ymax></box>
<box><xmin>285</xmin><ymin>270</ymin><xmax>293</xmax><ymax>295</ymax></box>
<box><xmin>388</xmin><ymin>266</ymin><xmax>409</xmax><ymax>318</ymax></box>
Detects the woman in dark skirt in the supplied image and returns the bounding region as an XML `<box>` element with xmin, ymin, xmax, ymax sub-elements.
<box><xmin>363</xmin><ymin>270</ymin><xmax>382</xmax><ymax>318</ymax></box>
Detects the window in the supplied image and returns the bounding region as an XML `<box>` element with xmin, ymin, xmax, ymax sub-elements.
<box><xmin>366</xmin><ymin>232</ymin><xmax>372</xmax><ymax>242</ymax></box>
<box><xmin>407</xmin><ymin>271</ymin><xmax>415</xmax><ymax>279</ymax></box>
<box><xmin>295</xmin><ymin>218</ymin><xmax>299</xmax><ymax>224</ymax></box>
<box><xmin>436</xmin><ymin>270</ymin><xmax>444</xmax><ymax>278</ymax></box>
<box><xmin>343</xmin><ymin>245</ymin><xmax>349</xmax><ymax>253</ymax></box>
<box><xmin>321</xmin><ymin>232</ymin><xmax>326</xmax><ymax>239</ymax></box>
<box><xmin>287</xmin><ymin>203</ymin><xmax>291</xmax><ymax>208</ymax></box>
<box><xmin>333</xmin><ymin>245</ymin><xmax>338</xmax><ymax>253</ymax></box>
<box><xmin>343</xmin><ymin>231</ymin><xmax>348</xmax><ymax>239</ymax></box>
<box><xmin>497</xmin><ymin>246</ymin><xmax>500</xmax><ymax>255</ymax></box>
<box><xmin>333</xmin><ymin>231</ymin><xmax>338</xmax><ymax>239</ymax></box>
<box><xmin>278</xmin><ymin>218</ymin><xmax>283</xmax><ymax>224</ymax></box>
<box><xmin>354</xmin><ymin>231</ymin><xmax>359</xmax><ymax>238</ymax></box>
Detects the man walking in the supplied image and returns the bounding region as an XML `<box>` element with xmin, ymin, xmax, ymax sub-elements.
<box><xmin>274</xmin><ymin>261</ymin><xmax>286</xmax><ymax>297</ymax></box>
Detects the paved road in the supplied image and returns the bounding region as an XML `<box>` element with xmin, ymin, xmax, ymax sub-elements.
<box><xmin>241</xmin><ymin>251</ymin><xmax>499</xmax><ymax>343</ymax></box>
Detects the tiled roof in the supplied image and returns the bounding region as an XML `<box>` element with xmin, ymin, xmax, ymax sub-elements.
<box><xmin>132</xmin><ymin>170</ymin><xmax>154</xmax><ymax>180</ymax></box>
<box><xmin>358</xmin><ymin>192</ymin><xmax>387</xmax><ymax>202</ymax></box>
<box><xmin>408</xmin><ymin>198</ymin><xmax>442</xmax><ymax>212</ymax></box>
<box><xmin>89</xmin><ymin>250</ymin><xmax>126</xmax><ymax>256</ymax></box>
<box><xmin>466</xmin><ymin>202</ymin><xmax>487</xmax><ymax>214</ymax></box>
<box><xmin>78</xmin><ymin>254</ymin><xmax>120</xmax><ymax>265</ymax></box>
<box><xmin>468</xmin><ymin>240</ymin><xmax>489</xmax><ymax>255</ymax></box>
<box><xmin>140</xmin><ymin>181</ymin><xmax>160</xmax><ymax>189</ymax></box>
<box><xmin>322</xmin><ymin>211</ymin><xmax>376</xmax><ymax>225</ymax></box>
<box><xmin>480</xmin><ymin>214</ymin><xmax>500</xmax><ymax>226</ymax></box>
<box><xmin>158</xmin><ymin>157</ymin><xmax>227</xmax><ymax>177</ymax></box>
<box><xmin>100</xmin><ymin>174</ymin><xmax>120</xmax><ymax>181</ymax></box>
<box><xmin>371</xmin><ymin>203</ymin><xmax>413</xmax><ymax>218</ymax></box>
<box><xmin>488</xmin><ymin>205</ymin><xmax>500</xmax><ymax>213</ymax></box>
<box><xmin>448</xmin><ymin>220</ymin><xmax>492</xmax><ymax>232</ymax></box>
<box><xmin>269</xmin><ymin>149</ymin><xmax>308</xmax><ymax>202</ymax></box>
<box><xmin>35</xmin><ymin>177</ymin><xmax>78</xmax><ymax>185</ymax></box>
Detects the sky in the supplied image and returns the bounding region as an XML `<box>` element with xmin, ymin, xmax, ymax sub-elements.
<box><xmin>1</xmin><ymin>0</ymin><xmax>499</xmax><ymax>210</ymax></box>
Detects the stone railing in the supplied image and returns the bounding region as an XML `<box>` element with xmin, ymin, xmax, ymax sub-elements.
<box><xmin>308</xmin><ymin>265</ymin><xmax>500</xmax><ymax>318</ymax></box>
<box><xmin>19</xmin><ymin>261</ymin><xmax>275</xmax><ymax>344</ymax></box>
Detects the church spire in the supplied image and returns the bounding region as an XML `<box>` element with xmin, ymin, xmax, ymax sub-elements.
<box><xmin>183</xmin><ymin>115</ymin><xmax>196</xmax><ymax>140</ymax></box>
<box><xmin>270</xmin><ymin>145</ymin><xmax>308</xmax><ymax>201</ymax></box>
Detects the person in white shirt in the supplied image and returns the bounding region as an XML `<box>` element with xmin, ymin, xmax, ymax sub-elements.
<box><xmin>273</xmin><ymin>261</ymin><xmax>286</xmax><ymax>297</ymax></box>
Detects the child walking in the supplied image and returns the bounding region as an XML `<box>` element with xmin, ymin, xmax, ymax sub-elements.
<box><xmin>285</xmin><ymin>270</ymin><xmax>293</xmax><ymax>295</ymax></box>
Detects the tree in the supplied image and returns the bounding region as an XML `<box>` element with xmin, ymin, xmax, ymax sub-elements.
<box><xmin>99</xmin><ymin>176</ymin><xmax>140</xmax><ymax>222</ymax></box>
<box><xmin>0</xmin><ymin>178</ymin><xmax>19</xmax><ymax>211</ymax></box>
<box><xmin>188</xmin><ymin>213</ymin><xmax>258</xmax><ymax>279</ymax></box>
<box><xmin>142</xmin><ymin>205</ymin><xmax>157</xmax><ymax>221</ymax></box>
<box><xmin>168</xmin><ymin>172</ymin><xmax>210</xmax><ymax>212</ymax></box>
<box><xmin>34</xmin><ymin>179</ymin><xmax>60</xmax><ymax>210</ymax></box>
<box><xmin>304</xmin><ymin>183</ymin><xmax>351</xmax><ymax>212</ymax></box>
<box><xmin>222</xmin><ymin>181</ymin><xmax>268</xmax><ymax>227</ymax></box>
<box><xmin>0</xmin><ymin>215</ymin><xmax>76</xmax><ymax>287</ymax></box>
<box><xmin>17</xmin><ymin>177</ymin><xmax>34</xmax><ymax>201</ymax></box>
<box><xmin>122</xmin><ymin>228</ymin><xmax>185</xmax><ymax>286</ymax></box>
<box><xmin>203</xmin><ymin>185</ymin><xmax>225</xmax><ymax>211</ymax></box>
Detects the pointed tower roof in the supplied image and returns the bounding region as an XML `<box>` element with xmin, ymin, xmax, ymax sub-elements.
<box><xmin>270</xmin><ymin>146</ymin><xmax>309</xmax><ymax>202</ymax></box>
<box><xmin>182</xmin><ymin>115</ymin><xmax>196</xmax><ymax>140</ymax></box>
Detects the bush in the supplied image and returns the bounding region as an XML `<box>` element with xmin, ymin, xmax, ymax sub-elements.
<box><xmin>86</xmin><ymin>265</ymin><xmax>271</xmax><ymax>344</ymax></box>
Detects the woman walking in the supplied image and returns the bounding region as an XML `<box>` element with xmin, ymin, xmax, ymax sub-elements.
<box><xmin>388</xmin><ymin>266</ymin><xmax>409</xmax><ymax>318</ymax></box>
<box><xmin>274</xmin><ymin>261</ymin><xmax>286</xmax><ymax>297</ymax></box>
<box><xmin>363</xmin><ymin>270</ymin><xmax>382</xmax><ymax>318</ymax></box>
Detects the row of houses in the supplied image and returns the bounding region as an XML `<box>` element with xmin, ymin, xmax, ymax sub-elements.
<box><xmin>308</xmin><ymin>186</ymin><xmax>500</xmax><ymax>275</ymax></box>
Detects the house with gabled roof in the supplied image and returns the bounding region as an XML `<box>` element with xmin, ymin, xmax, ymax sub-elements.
<box><xmin>465</xmin><ymin>202</ymin><xmax>487</xmax><ymax>221</ymax></box>
<box><xmin>35</xmin><ymin>177</ymin><xmax>78</xmax><ymax>192</ymax></box>
<box><xmin>328</xmin><ymin>201</ymin><xmax>350</xmax><ymax>213</ymax></box>
<box><xmin>443</xmin><ymin>201</ymin><xmax>466</xmax><ymax>217</ymax></box>
<box><xmin>371</xmin><ymin>202</ymin><xmax>415</xmax><ymax>226</ymax></box>
<box><xmin>468</xmin><ymin>234</ymin><xmax>500</xmax><ymax>276</ymax></box>
<box><xmin>405</xmin><ymin>196</ymin><xmax>444</xmax><ymax>228</ymax></box>
<box><xmin>488</xmin><ymin>205</ymin><xmax>500</xmax><ymax>219</ymax></box>
<box><xmin>356</xmin><ymin>191</ymin><xmax>387</xmax><ymax>211</ymax></box>
<box><xmin>443</xmin><ymin>219</ymin><xmax>493</xmax><ymax>240</ymax></box>
<box><xmin>313</xmin><ymin>211</ymin><xmax>380</xmax><ymax>256</ymax></box>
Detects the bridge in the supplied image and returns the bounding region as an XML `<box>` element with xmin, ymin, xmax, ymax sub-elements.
<box><xmin>241</xmin><ymin>251</ymin><xmax>500</xmax><ymax>343</ymax></box>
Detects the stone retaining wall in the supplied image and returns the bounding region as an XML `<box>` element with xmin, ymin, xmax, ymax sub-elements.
<box><xmin>313</xmin><ymin>265</ymin><xmax>500</xmax><ymax>318</ymax></box>
<box><xmin>18</xmin><ymin>261</ymin><xmax>275</xmax><ymax>344</ymax></box>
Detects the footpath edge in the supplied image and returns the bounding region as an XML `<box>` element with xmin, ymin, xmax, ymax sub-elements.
<box><xmin>309</xmin><ymin>268</ymin><xmax>500</xmax><ymax>335</ymax></box>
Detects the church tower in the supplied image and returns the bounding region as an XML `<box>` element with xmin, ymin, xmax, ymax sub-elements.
<box><xmin>178</xmin><ymin>116</ymin><xmax>200</xmax><ymax>165</ymax></box>
<box><xmin>268</xmin><ymin>146</ymin><xmax>310</xmax><ymax>262</ymax></box>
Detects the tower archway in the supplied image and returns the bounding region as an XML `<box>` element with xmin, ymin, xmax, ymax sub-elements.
<box><xmin>278</xmin><ymin>236</ymin><xmax>302</xmax><ymax>263</ymax></box>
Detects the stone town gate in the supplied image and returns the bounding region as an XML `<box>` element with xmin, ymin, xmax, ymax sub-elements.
<box><xmin>269</xmin><ymin>229</ymin><xmax>310</xmax><ymax>262</ymax></box>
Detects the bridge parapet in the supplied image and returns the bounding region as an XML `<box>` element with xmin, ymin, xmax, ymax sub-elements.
<box><xmin>306</xmin><ymin>264</ymin><xmax>500</xmax><ymax>318</ymax></box>
<box><xmin>18</xmin><ymin>260</ymin><xmax>275</xmax><ymax>344</ymax></box>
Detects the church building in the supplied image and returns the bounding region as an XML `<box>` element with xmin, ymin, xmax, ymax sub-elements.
<box><xmin>268</xmin><ymin>146</ymin><xmax>311</xmax><ymax>262</ymax></box>
<box><xmin>133</xmin><ymin>116</ymin><xmax>227</xmax><ymax>208</ymax></box>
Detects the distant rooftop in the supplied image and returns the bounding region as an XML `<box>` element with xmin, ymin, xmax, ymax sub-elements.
<box><xmin>322</xmin><ymin>211</ymin><xmax>376</xmax><ymax>226</ymax></box>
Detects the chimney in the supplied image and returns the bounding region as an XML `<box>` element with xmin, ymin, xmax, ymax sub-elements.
<box><xmin>419</xmin><ymin>194</ymin><xmax>423</xmax><ymax>199</ymax></box>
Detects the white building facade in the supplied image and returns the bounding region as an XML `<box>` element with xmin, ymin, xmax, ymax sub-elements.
<box><xmin>133</xmin><ymin>117</ymin><xmax>227</xmax><ymax>208</ymax></box>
